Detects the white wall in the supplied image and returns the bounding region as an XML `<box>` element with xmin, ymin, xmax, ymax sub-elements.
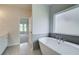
<box><xmin>49</xmin><ymin>4</ymin><xmax>74</xmax><ymax>33</ymax></box>
<box><xmin>53</xmin><ymin>6</ymin><xmax>79</xmax><ymax>36</ymax></box>
<box><xmin>32</xmin><ymin>4</ymin><xmax>49</xmax><ymax>34</ymax></box>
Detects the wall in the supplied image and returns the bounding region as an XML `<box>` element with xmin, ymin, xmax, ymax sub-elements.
<box><xmin>49</xmin><ymin>33</ymin><xmax>79</xmax><ymax>45</ymax></box>
<box><xmin>49</xmin><ymin>4</ymin><xmax>75</xmax><ymax>33</ymax></box>
<box><xmin>49</xmin><ymin>4</ymin><xmax>79</xmax><ymax>44</ymax></box>
<box><xmin>32</xmin><ymin>4</ymin><xmax>49</xmax><ymax>34</ymax></box>
<box><xmin>32</xmin><ymin>4</ymin><xmax>49</xmax><ymax>49</ymax></box>
<box><xmin>49</xmin><ymin>5</ymin><xmax>79</xmax><ymax>44</ymax></box>
<box><xmin>0</xmin><ymin>5</ymin><xmax>32</xmax><ymax>46</ymax></box>
<box><xmin>53</xmin><ymin>6</ymin><xmax>79</xmax><ymax>36</ymax></box>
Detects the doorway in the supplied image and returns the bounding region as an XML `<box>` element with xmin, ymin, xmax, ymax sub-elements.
<box><xmin>19</xmin><ymin>17</ymin><xmax>29</xmax><ymax>44</ymax></box>
<box><xmin>19</xmin><ymin>17</ymin><xmax>33</xmax><ymax>55</ymax></box>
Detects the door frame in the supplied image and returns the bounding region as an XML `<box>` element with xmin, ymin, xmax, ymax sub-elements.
<box><xmin>19</xmin><ymin>16</ymin><xmax>33</xmax><ymax>50</ymax></box>
<box><xmin>28</xmin><ymin>17</ymin><xmax>33</xmax><ymax>50</ymax></box>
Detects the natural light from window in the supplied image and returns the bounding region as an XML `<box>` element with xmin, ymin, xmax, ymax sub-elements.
<box><xmin>20</xmin><ymin>24</ymin><xmax>27</xmax><ymax>32</ymax></box>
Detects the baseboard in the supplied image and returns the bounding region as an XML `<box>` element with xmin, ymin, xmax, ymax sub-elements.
<box><xmin>8</xmin><ymin>43</ymin><xmax>20</xmax><ymax>47</ymax></box>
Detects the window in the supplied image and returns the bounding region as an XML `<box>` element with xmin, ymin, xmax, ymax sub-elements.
<box><xmin>20</xmin><ymin>24</ymin><xmax>27</xmax><ymax>32</ymax></box>
<box><xmin>20</xmin><ymin>24</ymin><xmax>23</xmax><ymax>32</ymax></box>
<box><xmin>24</xmin><ymin>24</ymin><xmax>27</xmax><ymax>32</ymax></box>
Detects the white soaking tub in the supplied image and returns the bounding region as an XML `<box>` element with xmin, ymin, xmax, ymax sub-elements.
<box><xmin>39</xmin><ymin>37</ymin><xmax>79</xmax><ymax>55</ymax></box>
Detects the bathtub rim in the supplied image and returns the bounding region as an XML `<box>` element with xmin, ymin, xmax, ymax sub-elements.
<box><xmin>39</xmin><ymin>37</ymin><xmax>79</xmax><ymax>55</ymax></box>
<box><xmin>39</xmin><ymin>37</ymin><xmax>79</xmax><ymax>49</ymax></box>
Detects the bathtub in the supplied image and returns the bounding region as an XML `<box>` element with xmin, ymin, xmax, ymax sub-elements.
<box><xmin>39</xmin><ymin>37</ymin><xmax>79</xmax><ymax>55</ymax></box>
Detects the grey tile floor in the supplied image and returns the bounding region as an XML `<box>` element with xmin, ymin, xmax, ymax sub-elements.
<box><xmin>3</xmin><ymin>33</ymin><xmax>42</xmax><ymax>55</ymax></box>
<box><xmin>3</xmin><ymin>45</ymin><xmax>20</xmax><ymax>55</ymax></box>
<box><xmin>20</xmin><ymin>33</ymin><xmax>28</xmax><ymax>43</ymax></box>
<box><xmin>3</xmin><ymin>43</ymin><xmax>42</xmax><ymax>55</ymax></box>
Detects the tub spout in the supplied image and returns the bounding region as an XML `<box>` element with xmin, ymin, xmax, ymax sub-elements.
<box><xmin>58</xmin><ymin>37</ymin><xmax>64</xmax><ymax>44</ymax></box>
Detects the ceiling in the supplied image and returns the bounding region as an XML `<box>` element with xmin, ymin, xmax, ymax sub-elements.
<box><xmin>0</xmin><ymin>4</ymin><xmax>32</xmax><ymax>10</ymax></box>
<box><xmin>9</xmin><ymin>4</ymin><xmax>32</xmax><ymax>8</ymax></box>
<box><xmin>0</xmin><ymin>4</ymin><xmax>76</xmax><ymax>11</ymax></box>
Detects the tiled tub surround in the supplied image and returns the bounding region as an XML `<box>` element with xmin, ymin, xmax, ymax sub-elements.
<box><xmin>32</xmin><ymin>33</ymin><xmax>79</xmax><ymax>50</ymax></box>
<box><xmin>49</xmin><ymin>33</ymin><xmax>79</xmax><ymax>45</ymax></box>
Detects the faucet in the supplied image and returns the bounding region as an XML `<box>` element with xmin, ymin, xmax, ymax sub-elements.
<box><xmin>58</xmin><ymin>36</ymin><xmax>64</xmax><ymax>44</ymax></box>
<box><xmin>57</xmin><ymin>36</ymin><xmax>61</xmax><ymax>44</ymax></box>
<box><xmin>60</xmin><ymin>37</ymin><xmax>65</xmax><ymax>43</ymax></box>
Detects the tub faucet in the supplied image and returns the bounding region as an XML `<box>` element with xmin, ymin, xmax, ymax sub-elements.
<box><xmin>58</xmin><ymin>37</ymin><xmax>64</xmax><ymax>44</ymax></box>
<box><xmin>60</xmin><ymin>37</ymin><xmax>65</xmax><ymax>42</ymax></box>
<box><xmin>58</xmin><ymin>36</ymin><xmax>62</xmax><ymax>44</ymax></box>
